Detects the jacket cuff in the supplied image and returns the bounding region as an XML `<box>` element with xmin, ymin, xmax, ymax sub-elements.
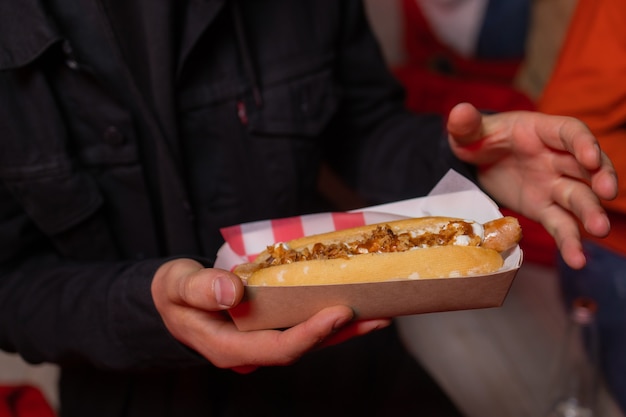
<box><xmin>110</xmin><ymin>258</ymin><xmax>212</xmax><ymax>370</ymax></box>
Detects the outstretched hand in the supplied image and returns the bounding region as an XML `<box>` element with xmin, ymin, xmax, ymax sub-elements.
<box><xmin>447</xmin><ymin>102</ymin><xmax>618</xmax><ymax>269</ymax></box>
<box><xmin>151</xmin><ymin>258</ymin><xmax>390</xmax><ymax>373</ymax></box>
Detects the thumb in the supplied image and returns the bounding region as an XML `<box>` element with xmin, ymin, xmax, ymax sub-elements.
<box><xmin>446</xmin><ymin>102</ymin><xmax>484</xmax><ymax>147</ymax></box>
<box><xmin>153</xmin><ymin>259</ymin><xmax>245</xmax><ymax>311</ymax></box>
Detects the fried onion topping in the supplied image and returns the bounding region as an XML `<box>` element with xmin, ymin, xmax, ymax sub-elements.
<box><xmin>259</xmin><ymin>221</ymin><xmax>480</xmax><ymax>268</ymax></box>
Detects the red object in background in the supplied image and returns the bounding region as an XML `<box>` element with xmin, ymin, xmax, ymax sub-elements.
<box><xmin>394</xmin><ymin>0</ymin><xmax>535</xmax><ymax>115</ymax></box>
<box><xmin>394</xmin><ymin>66</ymin><xmax>536</xmax><ymax>116</ymax></box>
<box><xmin>0</xmin><ymin>385</ymin><xmax>56</xmax><ymax>417</ymax></box>
<box><xmin>393</xmin><ymin>0</ymin><xmax>556</xmax><ymax>266</ymax></box>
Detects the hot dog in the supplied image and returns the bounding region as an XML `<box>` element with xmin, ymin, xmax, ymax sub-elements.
<box><xmin>233</xmin><ymin>216</ymin><xmax>522</xmax><ymax>286</ymax></box>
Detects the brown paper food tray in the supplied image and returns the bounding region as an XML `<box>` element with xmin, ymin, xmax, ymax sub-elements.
<box><xmin>222</xmin><ymin>171</ymin><xmax>524</xmax><ymax>331</ymax></box>
<box><xmin>229</xmin><ymin>252</ymin><xmax>522</xmax><ymax>331</ymax></box>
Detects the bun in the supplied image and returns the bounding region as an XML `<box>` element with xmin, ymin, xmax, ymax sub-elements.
<box><xmin>233</xmin><ymin>216</ymin><xmax>521</xmax><ymax>286</ymax></box>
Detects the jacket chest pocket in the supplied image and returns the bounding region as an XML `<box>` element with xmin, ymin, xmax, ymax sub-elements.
<box><xmin>179</xmin><ymin>68</ymin><xmax>340</xmax><ymax>220</ymax></box>
<box><xmin>240</xmin><ymin>69</ymin><xmax>341</xmax><ymax>188</ymax></box>
<box><xmin>244</xmin><ymin>69</ymin><xmax>340</xmax><ymax>211</ymax></box>
<box><xmin>47</xmin><ymin>41</ymin><xmax>141</xmax><ymax>168</ymax></box>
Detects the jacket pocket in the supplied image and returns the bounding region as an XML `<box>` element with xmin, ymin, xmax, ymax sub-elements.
<box><xmin>0</xmin><ymin>3</ymin><xmax>62</xmax><ymax>71</ymax></box>
<box><xmin>1</xmin><ymin>163</ymin><xmax>119</xmax><ymax>260</ymax></box>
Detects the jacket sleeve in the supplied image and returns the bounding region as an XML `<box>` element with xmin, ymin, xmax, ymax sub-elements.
<box><xmin>325</xmin><ymin>0</ymin><xmax>476</xmax><ymax>204</ymax></box>
<box><xmin>0</xmin><ymin>185</ymin><xmax>208</xmax><ymax>371</ymax></box>
<box><xmin>0</xmin><ymin>64</ymin><xmax>207</xmax><ymax>371</ymax></box>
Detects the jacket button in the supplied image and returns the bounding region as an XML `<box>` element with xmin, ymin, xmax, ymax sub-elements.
<box><xmin>103</xmin><ymin>126</ymin><xmax>125</xmax><ymax>145</ymax></box>
<box><xmin>62</xmin><ymin>40</ymin><xmax>80</xmax><ymax>70</ymax></box>
<box><xmin>61</xmin><ymin>40</ymin><xmax>73</xmax><ymax>55</ymax></box>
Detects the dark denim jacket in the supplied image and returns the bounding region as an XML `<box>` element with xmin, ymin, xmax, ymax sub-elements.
<box><xmin>0</xmin><ymin>0</ymin><xmax>471</xmax><ymax>415</ymax></box>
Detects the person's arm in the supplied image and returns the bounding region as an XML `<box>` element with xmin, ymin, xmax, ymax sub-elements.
<box><xmin>0</xmin><ymin>192</ymin><xmax>204</xmax><ymax>370</ymax></box>
<box><xmin>324</xmin><ymin>0</ymin><xmax>475</xmax><ymax>205</ymax></box>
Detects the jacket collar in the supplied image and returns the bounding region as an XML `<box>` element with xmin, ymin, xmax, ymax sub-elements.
<box><xmin>0</xmin><ymin>0</ymin><xmax>62</xmax><ymax>70</ymax></box>
<box><xmin>177</xmin><ymin>0</ymin><xmax>225</xmax><ymax>79</ymax></box>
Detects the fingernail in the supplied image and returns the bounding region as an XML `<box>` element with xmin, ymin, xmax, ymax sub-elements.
<box><xmin>214</xmin><ymin>276</ymin><xmax>236</xmax><ymax>308</ymax></box>
<box><xmin>333</xmin><ymin>314</ymin><xmax>353</xmax><ymax>331</ymax></box>
<box><xmin>365</xmin><ymin>319</ymin><xmax>392</xmax><ymax>332</ymax></box>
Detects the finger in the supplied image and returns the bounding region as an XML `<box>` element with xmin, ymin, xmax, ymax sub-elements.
<box><xmin>538</xmin><ymin>176</ymin><xmax>610</xmax><ymax>269</ymax></box>
<box><xmin>319</xmin><ymin>318</ymin><xmax>392</xmax><ymax>348</ymax></box>
<box><xmin>157</xmin><ymin>259</ymin><xmax>245</xmax><ymax>310</ymax></box>
<box><xmin>446</xmin><ymin>102</ymin><xmax>484</xmax><ymax>146</ymax></box>
<box><xmin>180</xmin><ymin>268</ymin><xmax>244</xmax><ymax>310</ymax></box>
<box><xmin>536</xmin><ymin>204</ymin><xmax>586</xmax><ymax>269</ymax></box>
<box><xmin>548</xmin><ymin>154</ymin><xmax>613</xmax><ymax>236</ymax></box>
<box><xmin>550</xmin><ymin>176</ymin><xmax>611</xmax><ymax>238</ymax></box>
<box><xmin>550</xmin><ymin>152</ymin><xmax>593</xmax><ymax>183</ymax></box>
<box><xmin>206</xmin><ymin>305</ymin><xmax>355</xmax><ymax>369</ymax></box>
<box><xmin>539</xmin><ymin>119</ymin><xmax>616</xmax><ymax>204</ymax></box>
<box><xmin>547</xmin><ymin>147</ymin><xmax>615</xmax><ymax>197</ymax></box>
<box><xmin>231</xmin><ymin>365</ymin><xmax>259</xmax><ymax>374</ymax></box>
<box><xmin>263</xmin><ymin>305</ymin><xmax>357</xmax><ymax>360</ymax></box>
<box><xmin>537</xmin><ymin>116</ymin><xmax>611</xmax><ymax>175</ymax></box>
<box><xmin>591</xmin><ymin>151</ymin><xmax>618</xmax><ymax>201</ymax></box>
<box><xmin>446</xmin><ymin>103</ymin><xmax>515</xmax><ymax>166</ymax></box>
<box><xmin>570</xmin><ymin>129</ymin><xmax>602</xmax><ymax>169</ymax></box>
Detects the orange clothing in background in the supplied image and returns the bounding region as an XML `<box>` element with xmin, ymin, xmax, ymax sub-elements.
<box><xmin>538</xmin><ymin>0</ymin><xmax>626</xmax><ymax>255</ymax></box>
